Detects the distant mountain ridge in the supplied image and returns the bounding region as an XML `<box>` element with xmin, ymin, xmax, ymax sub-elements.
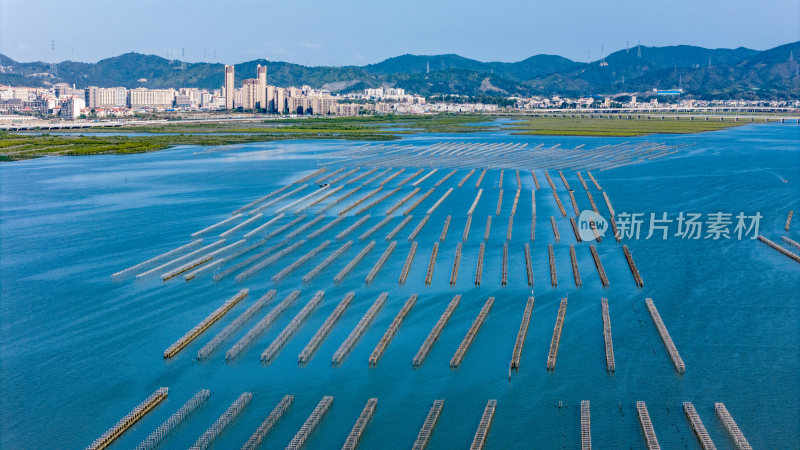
<box><xmin>1</xmin><ymin>42</ymin><xmax>798</xmax><ymax>99</ymax></box>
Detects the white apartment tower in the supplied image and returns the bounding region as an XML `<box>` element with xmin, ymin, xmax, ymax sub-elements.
<box><xmin>224</xmin><ymin>65</ymin><xmax>235</xmax><ymax>109</ymax></box>
<box><xmin>256</xmin><ymin>64</ymin><xmax>267</xmax><ymax>110</ymax></box>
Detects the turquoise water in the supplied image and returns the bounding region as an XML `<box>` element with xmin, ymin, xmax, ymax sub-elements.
<box><xmin>1</xmin><ymin>124</ymin><xmax>798</xmax><ymax>449</ymax></box>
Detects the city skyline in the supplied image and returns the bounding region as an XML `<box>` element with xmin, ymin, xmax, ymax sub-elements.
<box><xmin>1</xmin><ymin>0</ymin><xmax>798</xmax><ymax>66</ymax></box>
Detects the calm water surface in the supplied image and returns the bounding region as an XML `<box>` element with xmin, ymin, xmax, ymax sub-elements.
<box><xmin>1</xmin><ymin>124</ymin><xmax>798</xmax><ymax>449</ymax></box>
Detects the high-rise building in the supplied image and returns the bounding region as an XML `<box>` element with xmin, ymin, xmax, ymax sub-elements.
<box><xmin>60</xmin><ymin>96</ymin><xmax>85</xmax><ymax>119</ymax></box>
<box><xmin>241</xmin><ymin>79</ymin><xmax>258</xmax><ymax>110</ymax></box>
<box><xmin>127</xmin><ymin>88</ymin><xmax>175</xmax><ymax>109</ymax></box>
<box><xmin>256</xmin><ymin>64</ymin><xmax>267</xmax><ymax>110</ymax></box>
<box><xmin>266</xmin><ymin>85</ymin><xmax>276</xmax><ymax>112</ymax></box>
<box><xmin>276</xmin><ymin>87</ymin><xmax>286</xmax><ymax>114</ymax></box>
<box><xmin>224</xmin><ymin>65</ymin><xmax>235</xmax><ymax>109</ymax></box>
<box><xmin>85</xmin><ymin>86</ymin><xmax>126</xmax><ymax>108</ymax></box>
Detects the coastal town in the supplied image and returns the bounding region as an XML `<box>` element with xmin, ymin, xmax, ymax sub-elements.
<box><xmin>1</xmin><ymin>62</ymin><xmax>797</xmax><ymax>127</ymax></box>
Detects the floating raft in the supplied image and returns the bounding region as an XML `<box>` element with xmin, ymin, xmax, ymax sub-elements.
<box><xmin>397</xmin><ymin>168</ymin><xmax>425</xmax><ymax>187</ymax></box>
<box><xmin>715</xmin><ymin>403</ymin><xmax>752</xmax><ymax>450</ymax></box>
<box><xmin>469</xmin><ymin>400</ymin><xmax>497</xmax><ymax>450</ymax></box>
<box><xmin>413</xmin><ymin>295</ymin><xmax>461</xmax><ymax>368</ymax></box>
<box><xmin>458</xmin><ymin>169</ymin><xmax>476</xmax><ymax>188</ymax></box>
<box><xmin>112</xmin><ymin>239</ymin><xmax>202</xmax><ymax>280</ymax></box>
<box><xmin>380</xmin><ymin>167</ymin><xmax>405</xmax><ymax>186</ymax></box>
<box><xmin>86</xmin><ymin>387</ymin><xmax>168</xmax><ymax>450</ymax></box>
<box><xmin>234</xmin><ymin>185</ymin><xmax>292</xmax><ymax>215</ymax></box>
<box><xmin>366</xmin><ymin>241</ymin><xmax>397</xmax><ymax>284</ymax></box>
<box><xmin>495</xmin><ymin>190</ymin><xmax>504</xmax><ymax>216</ymax></box>
<box><xmin>602</xmin><ymin>191</ymin><xmax>615</xmax><ymax>216</ymax></box>
<box><xmin>307</xmin><ymin>216</ymin><xmax>346</xmax><ymax>240</ymax></box>
<box><xmin>302</xmin><ymin>241</ymin><xmax>352</xmax><ymax>283</ymax></box>
<box><xmin>214</xmin><ymin>240</ymin><xmax>288</xmax><ymax>281</ymax></box>
<box><xmin>412</xmin><ymin>168</ymin><xmax>438</xmax><ymax>186</ymax></box>
<box><xmin>425</xmin><ymin>242</ymin><xmax>439</xmax><ymax>285</ymax></box>
<box><xmin>636</xmin><ymin>401</ymin><xmax>661</xmax><ymax>450</ymax></box>
<box><xmin>451</xmin><ymin>297</ymin><xmax>494</xmax><ymax>368</ymax></box>
<box><xmin>498</xmin><ymin>169</ymin><xmax>504</xmax><ymax>188</ymax></box>
<box><xmin>475</xmin><ymin>243</ymin><xmax>485</xmax><ymax>285</ymax></box>
<box><xmin>267</xmin><ymin>215</ymin><xmax>307</xmax><ymax>240</ymax></box>
<box><xmin>261</xmin><ymin>291</ymin><xmax>325</xmax><ymax>363</ymax></box>
<box><xmin>587</xmin><ymin>171</ymin><xmax>602</xmax><ymax>190</ymax></box>
<box><xmin>646</xmin><ymin>298</ymin><xmax>685</xmax><ymax>374</ymax></box>
<box><xmin>463</xmin><ymin>214</ymin><xmax>473</xmax><ymax>241</ymax></box>
<box><xmin>427</xmin><ymin>188</ymin><xmax>454</xmax><ymax>215</ymax></box>
<box><xmin>524</xmin><ymin>244</ymin><xmax>534</xmax><ymax>286</ymax></box>
<box><xmin>450</xmin><ymin>242</ymin><xmax>463</xmax><ymax>285</ymax></box>
<box><xmin>408</xmin><ymin>215</ymin><xmax>431</xmax><ymax>240</ymax></box>
<box><xmin>342</xmin><ymin>398</ymin><xmax>378</xmax><ymax>450</ymax></box>
<box><xmin>241</xmin><ymin>395</ymin><xmax>294</xmax><ymax>450</ymax></box>
<box><xmin>501</xmin><ymin>244</ymin><xmax>508</xmax><ymax>286</ymax></box>
<box><xmin>558</xmin><ymin>170</ymin><xmax>572</xmax><ymax>191</ymax></box>
<box><xmin>531</xmin><ymin>170</ymin><xmax>540</xmax><ymax>190</ymax></box>
<box><xmin>601</xmin><ymin>298</ymin><xmax>615</xmax><ymax>373</ymax></box>
<box><xmin>622</xmin><ymin>245</ymin><xmax>644</xmax><ymax>287</ymax></box>
<box><xmin>191</xmin><ymin>214</ymin><xmax>243</xmax><ymax>238</ymax></box>
<box><xmin>570</xmin><ymin>217</ymin><xmax>582</xmax><ymax>242</ymax></box>
<box><xmin>434</xmin><ymin>169</ymin><xmax>458</xmax><ymax>187</ymax></box>
<box><xmin>332</xmin><ymin>292</ymin><xmax>387</xmax><ymax>366</ymax></box>
<box><xmin>369</xmin><ymin>294</ymin><xmax>417</xmax><ymax>367</ymax></box>
<box><xmin>386</xmin><ymin>188</ymin><xmax>420</xmax><ymax>215</ymax></box>
<box><xmin>226</xmin><ymin>290</ymin><xmax>300</xmax><ymax>361</ymax></box>
<box><xmin>510</xmin><ymin>296</ymin><xmax>534</xmax><ymax>372</ymax></box>
<box><xmin>236</xmin><ymin>239</ymin><xmax>306</xmax><ymax>283</ymax></box>
<box><xmin>684</xmin><ymin>402</ymin><xmax>717</xmax><ymax>450</ymax></box>
<box><xmin>284</xmin><ymin>215</ymin><xmax>326</xmax><ymax>240</ymax></box>
<box><xmin>757</xmin><ymin>235</ymin><xmax>800</xmax><ymax>263</ymax></box>
<box><xmin>548</xmin><ymin>244</ymin><xmax>557</xmax><ymax>287</ymax></box>
<box><xmin>412</xmin><ymin>400</ymin><xmax>444</xmax><ymax>450</ymax></box>
<box><xmin>589</xmin><ymin>245</ymin><xmax>609</xmax><ymax>287</ymax></box>
<box><xmin>197</xmin><ymin>290</ymin><xmax>276</xmax><ymax>360</ymax></box>
<box><xmin>568</xmin><ymin>191</ymin><xmax>580</xmax><ymax>216</ymax></box>
<box><xmin>137</xmin><ymin>239</ymin><xmax>227</xmax><ymax>279</ymax></box>
<box><xmin>335</xmin><ymin>241</ymin><xmax>375</xmax><ymax>282</ymax></box>
<box><xmin>399</xmin><ymin>241</ymin><xmax>418</xmax><ymax>285</ymax></box>
<box><xmin>510</xmin><ymin>188</ymin><xmax>520</xmax><ymax>216</ymax></box>
<box><xmin>781</xmin><ymin>235</ymin><xmax>800</xmax><ymax>251</ymax></box>
<box><xmin>576</xmin><ymin>172</ymin><xmax>589</xmax><ymax>190</ymax></box>
<box><xmin>786</xmin><ymin>210</ymin><xmax>794</xmax><ymax>231</ymax></box>
<box><xmin>164</xmin><ymin>289</ymin><xmax>248</xmax><ymax>358</ymax></box>
<box><xmin>552</xmin><ymin>190</ymin><xmax>567</xmax><ymax>217</ymax></box>
<box><xmin>484</xmin><ymin>216</ymin><xmax>492</xmax><ymax>241</ymax></box>
<box><xmin>475</xmin><ymin>169</ymin><xmax>487</xmax><ymax>188</ymax></box>
<box><xmin>135</xmin><ymin>389</ymin><xmax>210</xmax><ymax>450</ymax></box>
<box><xmin>286</xmin><ymin>396</ymin><xmax>334</xmax><ymax>450</ymax></box>
<box><xmin>531</xmin><ymin>191</ymin><xmax>536</xmax><ymax>241</ymax></box>
<box><xmin>253</xmin><ymin>184</ymin><xmax>308</xmax><ymax>214</ymax></box>
<box><xmin>190</xmin><ymin>392</ymin><xmax>252</xmax><ymax>450</ymax></box>
<box><xmin>515</xmin><ymin>169</ymin><xmax>521</xmax><ymax>189</ymax></box>
<box><xmin>580</xmin><ymin>400</ymin><xmax>591</xmax><ymax>450</ymax></box>
<box><xmin>336</xmin><ymin>215</ymin><xmax>371</xmax><ymax>239</ymax></box>
<box><xmin>551</xmin><ymin>216</ymin><xmax>560</xmax><ymax>242</ymax></box>
<box><xmin>506</xmin><ymin>216</ymin><xmax>514</xmax><ymax>241</ymax></box>
<box><xmin>546</xmin><ymin>298</ymin><xmax>567</xmax><ymax>371</ymax></box>
<box><xmin>440</xmin><ymin>215</ymin><xmax>451</xmax><ymax>241</ymax></box>
<box><xmin>298</xmin><ymin>292</ymin><xmax>354</xmax><ymax>364</ymax></box>
<box><xmin>386</xmin><ymin>215</ymin><xmax>414</xmax><ymax>240</ymax></box>
<box><xmin>355</xmin><ymin>187</ymin><xmax>401</xmax><ymax>215</ymax></box>
<box><xmin>272</xmin><ymin>241</ymin><xmax>331</xmax><ymax>282</ymax></box>
<box><xmin>360</xmin><ymin>216</ymin><xmax>394</xmax><ymax>240</ymax></box>
<box><xmin>403</xmin><ymin>188</ymin><xmax>435</xmax><ymax>215</ymax></box>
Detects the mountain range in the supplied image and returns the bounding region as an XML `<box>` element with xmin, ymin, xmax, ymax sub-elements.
<box><xmin>1</xmin><ymin>42</ymin><xmax>798</xmax><ymax>99</ymax></box>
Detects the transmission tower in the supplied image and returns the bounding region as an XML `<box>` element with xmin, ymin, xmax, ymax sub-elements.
<box><xmin>50</xmin><ymin>40</ymin><xmax>58</xmax><ymax>78</ymax></box>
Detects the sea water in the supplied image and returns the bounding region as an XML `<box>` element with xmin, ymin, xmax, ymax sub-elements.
<box><xmin>1</xmin><ymin>123</ymin><xmax>798</xmax><ymax>449</ymax></box>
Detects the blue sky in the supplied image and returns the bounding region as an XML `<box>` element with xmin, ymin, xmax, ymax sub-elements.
<box><xmin>1</xmin><ymin>0</ymin><xmax>798</xmax><ymax>65</ymax></box>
